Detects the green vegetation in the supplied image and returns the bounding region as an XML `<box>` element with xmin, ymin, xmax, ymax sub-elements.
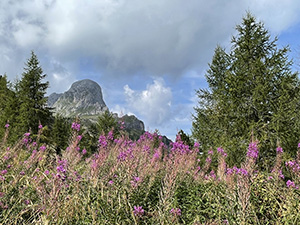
<box><xmin>0</xmin><ymin>123</ymin><xmax>300</xmax><ymax>224</ymax></box>
<box><xmin>192</xmin><ymin>13</ymin><xmax>300</xmax><ymax>167</ymax></box>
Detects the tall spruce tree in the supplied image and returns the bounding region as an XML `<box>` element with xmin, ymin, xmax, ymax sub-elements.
<box><xmin>192</xmin><ymin>13</ymin><xmax>300</xmax><ymax>167</ymax></box>
<box><xmin>17</xmin><ymin>51</ymin><xmax>52</xmax><ymax>134</ymax></box>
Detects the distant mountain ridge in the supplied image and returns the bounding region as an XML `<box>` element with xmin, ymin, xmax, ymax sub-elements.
<box><xmin>48</xmin><ymin>79</ymin><xmax>145</xmax><ymax>140</ymax></box>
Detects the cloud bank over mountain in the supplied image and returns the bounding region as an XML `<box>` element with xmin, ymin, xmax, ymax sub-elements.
<box><xmin>1</xmin><ymin>0</ymin><xmax>300</xmax><ymax>140</ymax></box>
<box><xmin>1</xmin><ymin>0</ymin><xmax>300</xmax><ymax>86</ymax></box>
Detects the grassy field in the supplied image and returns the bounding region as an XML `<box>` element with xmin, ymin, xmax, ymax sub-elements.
<box><xmin>0</xmin><ymin>123</ymin><xmax>299</xmax><ymax>224</ymax></box>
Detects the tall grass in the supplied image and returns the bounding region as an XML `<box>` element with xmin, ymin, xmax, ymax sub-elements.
<box><xmin>0</xmin><ymin>122</ymin><xmax>299</xmax><ymax>224</ymax></box>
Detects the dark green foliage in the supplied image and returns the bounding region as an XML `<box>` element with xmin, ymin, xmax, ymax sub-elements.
<box><xmin>96</xmin><ymin>110</ymin><xmax>119</xmax><ymax>136</ymax></box>
<box><xmin>79</xmin><ymin>122</ymin><xmax>99</xmax><ymax>155</ymax></box>
<box><xmin>51</xmin><ymin>115</ymin><xmax>71</xmax><ymax>153</ymax></box>
<box><xmin>192</xmin><ymin>13</ymin><xmax>300</xmax><ymax>167</ymax></box>
<box><xmin>0</xmin><ymin>75</ymin><xmax>20</xmax><ymax>141</ymax></box>
<box><xmin>175</xmin><ymin>181</ymin><xmax>236</xmax><ymax>224</ymax></box>
<box><xmin>178</xmin><ymin>129</ymin><xmax>194</xmax><ymax>149</ymax></box>
<box><xmin>17</xmin><ymin>51</ymin><xmax>52</xmax><ymax>135</ymax></box>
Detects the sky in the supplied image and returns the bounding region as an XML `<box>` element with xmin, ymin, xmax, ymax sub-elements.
<box><xmin>1</xmin><ymin>0</ymin><xmax>300</xmax><ymax>141</ymax></box>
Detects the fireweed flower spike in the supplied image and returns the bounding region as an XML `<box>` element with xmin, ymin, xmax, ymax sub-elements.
<box><xmin>247</xmin><ymin>141</ymin><xmax>259</xmax><ymax>159</ymax></box>
<box><xmin>133</xmin><ymin>206</ymin><xmax>144</xmax><ymax>217</ymax></box>
<box><xmin>170</xmin><ymin>208</ymin><xmax>182</xmax><ymax>216</ymax></box>
<box><xmin>71</xmin><ymin>122</ymin><xmax>81</xmax><ymax>132</ymax></box>
<box><xmin>276</xmin><ymin>147</ymin><xmax>283</xmax><ymax>154</ymax></box>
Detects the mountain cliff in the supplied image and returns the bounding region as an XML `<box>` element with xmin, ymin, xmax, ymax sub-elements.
<box><xmin>48</xmin><ymin>79</ymin><xmax>145</xmax><ymax>139</ymax></box>
<box><xmin>48</xmin><ymin>79</ymin><xmax>108</xmax><ymax>117</ymax></box>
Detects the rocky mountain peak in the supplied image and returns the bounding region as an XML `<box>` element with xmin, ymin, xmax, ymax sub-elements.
<box><xmin>49</xmin><ymin>79</ymin><xmax>108</xmax><ymax>117</ymax></box>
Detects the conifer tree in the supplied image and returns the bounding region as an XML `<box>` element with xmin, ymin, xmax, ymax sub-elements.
<box><xmin>192</xmin><ymin>13</ymin><xmax>300</xmax><ymax>167</ymax></box>
<box><xmin>96</xmin><ymin>110</ymin><xmax>119</xmax><ymax>136</ymax></box>
<box><xmin>0</xmin><ymin>75</ymin><xmax>19</xmax><ymax>138</ymax></box>
<box><xmin>17</xmin><ymin>51</ymin><xmax>52</xmax><ymax>134</ymax></box>
<box><xmin>51</xmin><ymin>115</ymin><xmax>71</xmax><ymax>154</ymax></box>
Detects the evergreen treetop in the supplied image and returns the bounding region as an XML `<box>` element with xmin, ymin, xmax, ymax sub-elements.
<box><xmin>17</xmin><ymin>51</ymin><xmax>52</xmax><ymax>134</ymax></box>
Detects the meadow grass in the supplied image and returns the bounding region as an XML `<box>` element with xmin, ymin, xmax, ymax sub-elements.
<box><xmin>0</xmin><ymin>123</ymin><xmax>299</xmax><ymax>224</ymax></box>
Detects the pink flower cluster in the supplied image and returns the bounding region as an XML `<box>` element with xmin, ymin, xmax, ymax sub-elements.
<box><xmin>170</xmin><ymin>208</ymin><xmax>181</xmax><ymax>216</ymax></box>
<box><xmin>276</xmin><ymin>147</ymin><xmax>283</xmax><ymax>154</ymax></box>
<box><xmin>217</xmin><ymin>147</ymin><xmax>227</xmax><ymax>157</ymax></box>
<box><xmin>133</xmin><ymin>206</ymin><xmax>144</xmax><ymax>217</ymax></box>
<box><xmin>98</xmin><ymin>135</ymin><xmax>108</xmax><ymax>148</ymax></box>
<box><xmin>286</xmin><ymin>180</ymin><xmax>299</xmax><ymax>189</ymax></box>
<box><xmin>71</xmin><ymin>122</ymin><xmax>80</xmax><ymax>132</ymax></box>
<box><xmin>247</xmin><ymin>142</ymin><xmax>259</xmax><ymax>159</ymax></box>
<box><xmin>285</xmin><ymin>160</ymin><xmax>300</xmax><ymax>173</ymax></box>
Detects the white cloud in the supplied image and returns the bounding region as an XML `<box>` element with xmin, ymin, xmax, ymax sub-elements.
<box><xmin>1</xmin><ymin>0</ymin><xmax>300</xmax><ymax>82</ymax></box>
<box><xmin>124</xmin><ymin>78</ymin><xmax>172</xmax><ymax>126</ymax></box>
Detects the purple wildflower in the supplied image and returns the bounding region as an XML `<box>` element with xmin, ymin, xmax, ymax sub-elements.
<box><xmin>194</xmin><ymin>142</ymin><xmax>200</xmax><ymax>148</ymax></box>
<box><xmin>77</xmin><ymin>135</ymin><xmax>82</xmax><ymax>141</ymax></box>
<box><xmin>108</xmin><ymin>180</ymin><xmax>114</xmax><ymax>185</ymax></box>
<box><xmin>133</xmin><ymin>206</ymin><xmax>144</xmax><ymax>217</ymax></box>
<box><xmin>71</xmin><ymin>122</ymin><xmax>80</xmax><ymax>132</ymax></box>
<box><xmin>98</xmin><ymin>135</ymin><xmax>108</xmax><ymax>148</ymax></box>
<box><xmin>152</xmin><ymin>151</ymin><xmax>160</xmax><ymax>160</ymax></box>
<box><xmin>286</xmin><ymin>161</ymin><xmax>295</xmax><ymax>167</ymax></box>
<box><xmin>4</xmin><ymin>124</ymin><xmax>9</xmax><ymax>128</ymax></box>
<box><xmin>276</xmin><ymin>147</ymin><xmax>283</xmax><ymax>154</ymax></box>
<box><xmin>117</xmin><ymin>151</ymin><xmax>127</xmax><ymax>161</ymax></box>
<box><xmin>44</xmin><ymin>170</ymin><xmax>49</xmax><ymax>175</ymax></box>
<box><xmin>286</xmin><ymin>180</ymin><xmax>296</xmax><ymax>188</ymax></box>
<box><xmin>107</xmin><ymin>130</ymin><xmax>114</xmax><ymax>140</ymax></box>
<box><xmin>247</xmin><ymin>141</ymin><xmax>259</xmax><ymax>159</ymax></box>
<box><xmin>57</xmin><ymin>165</ymin><xmax>66</xmax><ymax>173</ymax></box>
<box><xmin>217</xmin><ymin>147</ymin><xmax>224</xmax><ymax>154</ymax></box>
<box><xmin>24</xmin><ymin>200</ymin><xmax>30</xmax><ymax>205</ymax></box>
<box><xmin>208</xmin><ymin>150</ymin><xmax>213</xmax><ymax>155</ymax></box>
<box><xmin>39</xmin><ymin>145</ymin><xmax>46</xmax><ymax>151</ymax></box>
<box><xmin>298</xmin><ymin>143</ymin><xmax>300</xmax><ymax>148</ymax></box>
<box><xmin>38</xmin><ymin>124</ymin><xmax>43</xmax><ymax>129</ymax></box>
<box><xmin>133</xmin><ymin>176</ymin><xmax>141</xmax><ymax>182</ymax></box>
<box><xmin>82</xmin><ymin>149</ymin><xmax>87</xmax><ymax>155</ymax></box>
<box><xmin>206</xmin><ymin>157</ymin><xmax>212</xmax><ymax>163</ymax></box>
<box><xmin>1</xmin><ymin>170</ymin><xmax>7</xmax><ymax>175</ymax></box>
<box><xmin>170</xmin><ymin>208</ymin><xmax>181</xmax><ymax>216</ymax></box>
<box><xmin>210</xmin><ymin>170</ymin><xmax>216</xmax><ymax>179</ymax></box>
<box><xmin>20</xmin><ymin>171</ymin><xmax>25</xmax><ymax>176</ymax></box>
<box><xmin>238</xmin><ymin>168</ymin><xmax>248</xmax><ymax>176</ymax></box>
<box><xmin>278</xmin><ymin>170</ymin><xmax>285</xmax><ymax>179</ymax></box>
<box><xmin>226</xmin><ymin>168</ymin><xmax>234</xmax><ymax>175</ymax></box>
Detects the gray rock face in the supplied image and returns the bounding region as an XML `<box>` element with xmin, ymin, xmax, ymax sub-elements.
<box><xmin>120</xmin><ymin>115</ymin><xmax>145</xmax><ymax>132</ymax></box>
<box><xmin>49</xmin><ymin>79</ymin><xmax>108</xmax><ymax>117</ymax></box>
<box><xmin>48</xmin><ymin>93</ymin><xmax>62</xmax><ymax>107</ymax></box>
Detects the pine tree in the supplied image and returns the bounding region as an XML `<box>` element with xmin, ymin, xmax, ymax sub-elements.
<box><xmin>96</xmin><ymin>110</ymin><xmax>119</xmax><ymax>136</ymax></box>
<box><xmin>0</xmin><ymin>75</ymin><xmax>19</xmax><ymax>139</ymax></box>
<box><xmin>192</xmin><ymin>13</ymin><xmax>300</xmax><ymax>167</ymax></box>
<box><xmin>17</xmin><ymin>51</ymin><xmax>52</xmax><ymax>134</ymax></box>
